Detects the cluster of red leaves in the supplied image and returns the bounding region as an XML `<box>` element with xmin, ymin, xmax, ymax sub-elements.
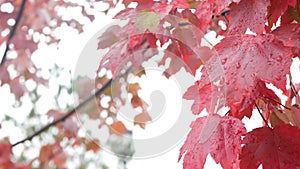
<box><xmin>0</xmin><ymin>1</ymin><xmax>115</xmax><ymax>167</ymax></box>
<box><xmin>0</xmin><ymin>0</ymin><xmax>102</xmax><ymax>99</ymax></box>
<box><xmin>97</xmin><ymin>0</ymin><xmax>300</xmax><ymax>168</ymax></box>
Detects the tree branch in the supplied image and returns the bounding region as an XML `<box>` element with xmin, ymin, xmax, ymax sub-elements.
<box><xmin>11</xmin><ymin>79</ymin><xmax>113</xmax><ymax>147</ymax></box>
<box><xmin>263</xmin><ymin>96</ymin><xmax>291</xmax><ymax>110</ymax></box>
<box><xmin>254</xmin><ymin>103</ymin><xmax>270</xmax><ymax>128</ymax></box>
<box><xmin>0</xmin><ymin>0</ymin><xmax>27</xmax><ymax>66</ymax></box>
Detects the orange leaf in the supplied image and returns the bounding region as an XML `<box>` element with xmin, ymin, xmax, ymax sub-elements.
<box><xmin>134</xmin><ymin>112</ymin><xmax>152</xmax><ymax>129</ymax></box>
<box><xmin>85</xmin><ymin>139</ymin><xmax>101</xmax><ymax>153</ymax></box>
<box><xmin>131</xmin><ymin>95</ymin><xmax>143</xmax><ymax>108</ymax></box>
<box><xmin>127</xmin><ymin>83</ymin><xmax>141</xmax><ymax>95</ymax></box>
<box><xmin>109</xmin><ymin>121</ymin><xmax>127</xmax><ymax>136</ymax></box>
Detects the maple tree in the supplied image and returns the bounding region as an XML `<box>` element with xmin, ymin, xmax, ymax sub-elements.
<box><xmin>0</xmin><ymin>0</ymin><xmax>300</xmax><ymax>169</ymax></box>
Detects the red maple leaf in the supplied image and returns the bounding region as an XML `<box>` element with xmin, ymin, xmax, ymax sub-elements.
<box><xmin>194</xmin><ymin>2</ymin><xmax>212</xmax><ymax>32</ymax></box>
<box><xmin>179</xmin><ymin>115</ymin><xmax>246</xmax><ymax>169</ymax></box>
<box><xmin>272</xmin><ymin>23</ymin><xmax>300</xmax><ymax>48</ymax></box>
<box><xmin>205</xmin><ymin>34</ymin><xmax>292</xmax><ymax>118</ymax></box>
<box><xmin>240</xmin><ymin>124</ymin><xmax>300</xmax><ymax>169</ymax></box>
<box><xmin>268</xmin><ymin>0</ymin><xmax>297</xmax><ymax>27</ymax></box>
<box><xmin>227</xmin><ymin>0</ymin><xmax>270</xmax><ymax>35</ymax></box>
<box><xmin>209</xmin><ymin>0</ymin><xmax>239</xmax><ymax>15</ymax></box>
<box><xmin>184</xmin><ymin>82</ymin><xmax>221</xmax><ymax>115</ymax></box>
<box><xmin>280</xmin><ymin>2</ymin><xmax>300</xmax><ymax>25</ymax></box>
<box><xmin>98</xmin><ymin>36</ymin><xmax>157</xmax><ymax>77</ymax></box>
<box><xmin>272</xmin><ymin>23</ymin><xmax>300</xmax><ymax>57</ymax></box>
<box><xmin>153</xmin><ymin>2</ymin><xmax>173</xmax><ymax>18</ymax></box>
<box><xmin>170</xmin><ymin>0</ymin><xmax>190</xmax><ymax>9</ymax></box>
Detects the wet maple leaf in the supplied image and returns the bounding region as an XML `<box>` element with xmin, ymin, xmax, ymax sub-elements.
<box><xmin>272</xmin><ymin>23</ymin><xmax>300</xmax><ymax>48</ymax></box>
<box><xmin>153</xmin><ymin>2</ymin><xmax>173</xmax><ymax>18</ymax></box>
<box><xmin>99</xmin><ymin>32</ymin><xmax>158</xmax><ymax>77</ymax></box>
<box><xmin>211</xmin><ymin>34</ymin><xmax>292</xmax><ymax>118</ymax></box>
<box><xmin>280</xmin><ymin>2</ymin><xmax>300</xmax><ymax>25</ymax></box>
<box><xmin>183</xmin><ymin>82</ymin><xmax>218</xmax><ymax>115</ymax></box>
<box><xmin>195</xmin><ymin>2</ymin><xmax>212</xmax><ymax>32</ymax></box>
<box><xmin>179</xmin><ymin>115</ymin><xmax>246</xmax><ymax>169</ymax></box>
<box><xmin>272</xmin><ymin>23</ymin><xmax>300</xmax><ymax>56</ymax></box>
<box><xmin>268</xmin><ymin>0</ymin><xmax>297</xmax><ymax>27</ymax></box>
<box><xmin>209</xmin><ymin>0</ymin><xmax>240</xmax><ymax>15</ymax></box>
<box><xmin>170</xmin><ymin>0</ymin><xmax>190</xmax><ymax>9</ymax></box>
<box><xmin>240</xmin><ymin>124</ymin><xmax>300</xmax><ymax>169</ymax></box>
<box><xmin>227</xmin><ymin>0</ymin><xmax>270</xmax><ymax>35</ymax></box>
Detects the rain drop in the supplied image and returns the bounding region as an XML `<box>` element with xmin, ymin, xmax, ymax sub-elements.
<box><xmin>221</xmin><ymin>58</ymin><xmax>227</xmax><ymax>64</ymax></box>
<box><xmin>236</xmin><ymin>62</ymin><xmax>241</xmax><ymax>68</ymax></box>
<box><xmin>267</xmin><ymin>61</ymin><xmax>272</xmax><ymax>66</ymax></box>
<box><xmin>276</xmin><ymin>56</ymin><xmax>282</xmax><ymax>62</ymax></box>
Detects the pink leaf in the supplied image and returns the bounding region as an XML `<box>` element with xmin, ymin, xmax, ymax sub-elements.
<box><xmin>227</xmin><ymin>0</ymin><xmax>270</xmax><ymax>35</ymax></box>
<box><xmin>240</xmin><ymin>124</ymin><xmax>300</xmax><ymax>169</ymax></box>
<box><xmin>179</xmin><ymin>115</ymin><xmax>246</xmax><ymax>169</ymax></box>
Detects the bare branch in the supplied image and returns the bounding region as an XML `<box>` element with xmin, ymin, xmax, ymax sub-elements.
<box><xmin>0</xmin><ymin>0</ymin><xmax>27</xmax><ymax>66</ymax></box>
<box><xmin>263</xmin><ymin>96</ymin><xmax>291</xmax><ymax>110</ymax></box>
<box><xmin>11</xmin><ymin>79</ymin><xmax>112</xmax><ymax>147</ymax></box>
<box><xmin>254</xmin><ymin>103</ymin><xmax>270</xmax><ymax>128</ymax></box>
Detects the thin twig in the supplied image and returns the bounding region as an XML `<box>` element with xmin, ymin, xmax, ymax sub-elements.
<box><xmin>254</xmin><ymin>103</ymin><xmax>270</xmax><ymax>128</ymax></box>
<box><xmin>11</xmin><ymin>79</ymin><xmax>112</xmax><ymax>147</ymax></box>
<box><xmin>289</xmin><ymin>73</ymin><xmax>300</xmax><ymax>98</ymax></box>
<box><xmin>0</xmin><ymin>0</ymin><xmax>27</xmax><ymax>66</ymax></box>
<box><xmin>264</xmin><ymin>96</ymin><xmax>291</xmax><ymax>110</ymax></box>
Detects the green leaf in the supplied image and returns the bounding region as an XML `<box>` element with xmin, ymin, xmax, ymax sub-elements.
<box><xmin>134</xmin><ymin>11</ymin><xmax>160</xmax><ymax>32</ymax></box>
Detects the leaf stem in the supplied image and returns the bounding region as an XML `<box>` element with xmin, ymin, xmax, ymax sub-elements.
<box><xmin>11</xmin><ymin>79</ymin><xmax>112</xmax><ymax>147</ymax></box>
<box><xmin>264</xmin><ymin>96</ymin><xmax>291</xmax><ymax>110</ymax></box>
<box><xmin>1</xmin><ymin>0</ymin><xmax>27</xmax><ymax>66</ymax></box>
<box><xmin>254</xmin><ymin>103</ymin><xmax>270</xmax><ymax>128</ymax></box>
<box><xmin>289</xmin><ymin>74</ymin><xmax>300</xmax><ymax>98</ymax></box>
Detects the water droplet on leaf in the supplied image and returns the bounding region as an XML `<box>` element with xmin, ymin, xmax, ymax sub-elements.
<box><xmin>221</xmin><ymin>58</ymin><xmax>227</xmax><ymax>64</ymax></box>
<box><xmin>276</xmin><ymin>56</ymin><xmax>282</xmax><ymax>62</ymax></box>
<box><xmin>275</xmin><ymin>76</ymin><xmax>281</xmax><ymax>81</ymax></box>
